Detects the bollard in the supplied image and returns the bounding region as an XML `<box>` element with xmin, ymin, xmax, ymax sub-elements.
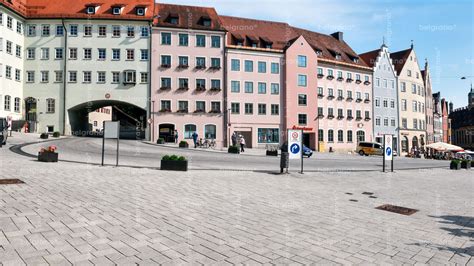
<box><xmin>280</xmin><ymin>152</ymin><xmax>289</xmax><ymax>173</ymax></box>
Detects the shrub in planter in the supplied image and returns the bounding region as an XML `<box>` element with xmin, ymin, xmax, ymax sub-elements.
<box><xmin>38</xmin><ymin>145</ymin><xmax>58</xmax><ymax>162</ymax></box>
<box><xmin>450</xmin><ymin>159</ymin><xmax>461</xmax><ymax>170</ymax></box>
<box><xmin>461</xmin><ymin>160</ymin><xmax>471</xmax><ymax>169</ymax></box>
<box><xmin>157</xmin><ymin>138</ymin><xmax>165</xmax><ymax>144</ymax></box>
<box><xmin>52</xmin><ymin>131</ymin><xmax>61</xmax><ymax>138</ymax></box>
<box><xmin>228</xmin><ymin>145</ymin><xmax>240</xmax><ymax>154</ymax></box>
<box><xmin>161</xmin><ymin>155</ymin><xmax>187</xmax><ymax>171</ymax></box>
<box><xmin>179</xmin><ymin>141</ymin><xmax>189</xmax><ymax>148</ymax></box>
<box><xmin>40</xmin><ymin>133</ymin><xmax>49</xmax><ymax>139</ymax></box>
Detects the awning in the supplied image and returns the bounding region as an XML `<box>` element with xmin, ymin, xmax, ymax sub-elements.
<box><xmin>425</xmin><ymin>142</ymin><xmax>464</xmax><ymax>151</ymax></box>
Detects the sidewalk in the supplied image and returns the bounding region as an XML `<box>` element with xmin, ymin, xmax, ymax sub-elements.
<box><xmin>144</xmin><ymin>141</ymin><xmax>268</xmax><ymax>156</ymax></box>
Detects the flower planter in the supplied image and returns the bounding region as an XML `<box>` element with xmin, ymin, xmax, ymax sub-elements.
<box><xmin>228</xmin><ymin>146</ymin><xmax>240</xmax><ymax>154</ymax></box>
<box><xmin>450</xmin><ymin>161</ymin><xmax>461</xmax><ymax>170</ymax></box>
<box><xmin>266</xmin><ymin>150</ymin><xmax>278</xmax><ymax>156</ymax></box>
<box><xmin>38</xmin><ymin>151</ymin><xmax>58</xmax><ymax>162</ymax></box>
<box><xmin>161</xmin><ymin>160</ymin><xmax>188</xmax><ymax>171</ymax></box>
<box><xmin>461</xmin><ymin>160</ymin><xmax>471</xmax><ymax>169</ymax></box>
<box><xmin>179</xmin><ymin>141</ymin><xmax>189</xmax><ymax>148</ymax></box>
<box><xmin>40</xmin><ymin>133</ymin><xmax>49</xmax><ymax>139</ymax></box>
<box><xmin>157</xmin><ymin>138</ymin><xmax>165</xmax><ymax>144</ymax></box>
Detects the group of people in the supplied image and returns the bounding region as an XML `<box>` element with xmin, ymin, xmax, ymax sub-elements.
<box><xmin>231</xmin><ymin>132</ymin><xmax>246</xmax><ymax>152</ymax></box>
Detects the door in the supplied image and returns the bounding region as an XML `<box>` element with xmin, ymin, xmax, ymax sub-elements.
<box><xmin>159</xmin><ymin>124</ymin><xmax>175</xmax><ymax>142</ymax></box>
<box><xmin>303</xmin><ymin>133</ymin><xmax>311</xmax><ymax>148</ymax></box>
<box><xmin>236</xmin><ymin>131</ymin><xmax>252</xmax><ymax>148</ymax></box>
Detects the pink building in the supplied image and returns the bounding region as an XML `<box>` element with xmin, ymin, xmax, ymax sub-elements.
<box><xmin>151</xmin><ymin>4</ymin><xmax>226</xmax><ymax>147</ymax></box>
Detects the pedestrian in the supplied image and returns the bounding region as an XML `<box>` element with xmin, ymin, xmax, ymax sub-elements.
<box><xmin>174</xmin><ymin>130</ymin><xmax>178</xmax><ymax>144</ymax></box>
<box><xmin>239</xmin><ymin>135</ymin><xmax>246</xmax><ymax>152</ymax></box>
<box><xmin>231</xmin><ymin>132</ymin><xmax>237</xmax><ymax>146</ymax></box>
<box><xmin>192</xmin><ymin>131</ymin><xmax>198</xmax><ymax>148</ymax></box>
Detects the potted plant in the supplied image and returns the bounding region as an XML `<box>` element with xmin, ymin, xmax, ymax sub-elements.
<box><xmin>161</xmin><ymin>155</ymin><xmax>188</xmax><ymax>171</ymax></box>
<box><xmin>266</xmin><ymin>145</ymin><xmax>278</xmax><ymax>156</ymax></box>
<box><xmin>38</xmin><ymin>145</ymin><xmax>58</xmax><ymax>162</ymax></box>
<box><xmin>40</xmin><ymin>133</ymin><xmax>49</xmax><ymax>139</ymax></box>
<box><xmin>461</xmin><ymin>159</ymin><xmax>471</xmax><ymax>169</ymax></box>
<box><xmin>179</xmin><ymin>140</ymin><xmax>189</xmax><ymax>148</ymax></box>
<box><xmin>157</xmin><ymin>138</ymin><xmax>165</xmax><ymax>144</ymax></box>
<box><xmin>450</xmin><ymin>159</ymin><xmax>461</xmax><ymax>170</ymax></box>
<box><xmin>52</xmin><ymin>131</ymin><xmax>60</xmax><ymax>138</ymax></box>
<box><xmin>228</xmin><ymin>145</ymin><xmax>240</xmax><ymax>154</ymax></box>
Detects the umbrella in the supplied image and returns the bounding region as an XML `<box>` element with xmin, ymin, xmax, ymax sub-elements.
<box><xmin>425</xmin><ymin>142</ymin><xmax>464</xmax><ymax>152</ymax></box>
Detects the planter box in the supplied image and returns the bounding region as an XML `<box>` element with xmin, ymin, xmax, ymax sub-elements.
<box><xmin>179</xmin><ymin>142</ymin><xmax>189</xmax><ymax>148</ymax></box>
<box><xmin>161</xmin><ymin>160</ymin><xmax>188</xmax><ymax>171</ymax></box>
<box><xmin>461</xmin><ymin>161</ymin><xmax>471</xmax><ymax>169</ymax></box>
<box><xmin>450</xmin><ymin>162</ymin><xmax>461</xmax><ymax>170</ymax></box>
<box><xmin>157</xmin><ymin>139</ymin><xmax>165</xmax><ymax>144</ymax></box>
<box><xmin>266</xmin><ymin>150</ymin><xmax>278</xmax><ymax>156</ymax></box>
<box><xmin>228</xmin><ymin>146</ymin><xmax>240</xmax><ymax>154</ymax></box>
<box><xmin>38</xmin><ymin>151</ymin><xmax>58</xmax><ymax>162</ymax></box>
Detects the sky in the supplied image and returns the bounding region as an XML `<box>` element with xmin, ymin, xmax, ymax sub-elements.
<box><xmin>159</xmin><ymin>0</ymin><xmax>474</xmax><ymax>109</ymax></box>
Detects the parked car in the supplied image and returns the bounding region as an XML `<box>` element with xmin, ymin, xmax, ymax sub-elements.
<box><xmin>0</xmin><ymin>117</ymin><xmax>8</xmax><ymax>147</ymax></box>
<box><xmin>356</xmin><ymin>141</ymin><xmax>383</xmax><ymax>156</ymax></box>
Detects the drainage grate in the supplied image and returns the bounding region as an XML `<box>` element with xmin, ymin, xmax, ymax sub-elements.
<box><xmin>349</xmin><ymin>199</ymin><xmax>358</xmax><ymax>202</ymax></box>
<box><xmin>376</xmin><ymin>204</ymin><xmax>418</xmax><ymax>216</ymax></box>
<box><xmin>362</xmin><ymin>192</ymin><xmax>374</xmax><ymax>195</ymax></box>
<box><xmin>369</xmin><ymin>196</ymin><xmax>378</xmax><ymax>199</ymax></box>
<box><xmin>0</xmin><ymin>179</ymin><xmax>25</xmax><ymax>185</ymax></box>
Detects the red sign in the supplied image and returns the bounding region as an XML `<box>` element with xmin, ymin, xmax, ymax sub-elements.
<box><xmin>292</xmin><ymin>125</ymin><xmax>313</xmax><ymax>131</ymax></box>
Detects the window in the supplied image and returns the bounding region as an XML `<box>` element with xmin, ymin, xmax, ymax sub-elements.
<box><xmin>365</xmin><ymin>93</ymin><xmax>370</xmax><ymax>100</ymax></box>
<box><xmin>244</xmin><ymin>82</ymin><xmax>253</xmax><ymax>93</ymax></box>
<box><xmin>328</xmin><ymin>88</ymin><xmax>334</xmax><ymax>96</ymax></box>
<box><xmin>26</xmin><ymin>71</ymin><xmax>35</xmax><ymax>83</ymax></box>
<box><xmin>401</xmin><ymin>82</ymin><xmax>406</xmax><ymax>92</ymax></box>
<box><xmin>364</xmin><ymin>75</ymin><xmax>369</xmax><ymax>82</ymax></box>
<box><xmin>231</xmin><ymin>59</ymin><xmax>240</xmax><ymax>71</ymax></box>
<box><xmin>136</xmin><ymin>7</ymin><xmax>145</xmax><ymax>16</ymax></box>
<box><xmin>178</xmin><ymin>78</ymin><xmax>188</xmax><ymax>89</ymax></box>
<box><xmin>54</xmin><ymin>71</ymin><xmax>63</xmax><ymax>83</ymax></box>
<box><xmin>27</xmin><ymin>25</ymin><xmax>36</xmax><ymax>36</ymax></box>
<box><xmin>161</xmin><ymin>100</ymin><xmax>171</xmax><ymax>112</ymax></box>
<box><xmin>45</xmin><ymin>98</ymin><xmax>55</xmax><ymax>113</ymax></box>
<box><xmin>98</xmin><ymin>48</ymin><xmax>106</xmax><ymax>60</ymax></box>
<box><xmin>258</xmin><ymin>104</ymin><xmax>266</xmax><ymax>115</ymax></box>
<box><xmin>196</xmin><ymin>57</ymin><xmax>206</xmax><ymax>68</ymax></box>
<box><xmin>211</xmin><ymin>36</ymin><xmax>221</xmax><ymax>48</ymax></box>
<box><xmin>318</xmin><ymin>87</ymin><xmax>324</xmax><ymax>96</ymax></box>
<box><xmin>14</xmin><ymin>69</ymin><xmax>20</xmax><ymax>81</ymax></box>
<box><xmin>258</xmin><ymin>129</ymin><xmax>279</xmax><ymax>143</ymax></box>
<box><xmin>41</xmin><ymin>25</ymin><xmax>50</xmax><ymax>36</ymax></box>
<box><xmin>338</xmin><ymin>89</ymin><xmax>343</xmax><ymax>98</ymax></box>
<box><xmin>205</xmin><ymin>125</ymin><xmax>217</xmax><ymax>139</ymax></box>
<box><xmin>196</xmin><ymin>34</ymin><xmax>206</xmax><ymax>47</ymax></box>
<box><xmin>347</xmin><ymin>130</ymin><xmax>353</xmax><ymax>142</ymax></box>
<box><xmin>356</xmin><ymin>131</ymin><xmax>365</xmax><ymax>142</ymax></box>
<box><xmin>99</xmin><ymin>26</ymin><xmax>107</xmax><ymax>37</ymax></box>
<box><xmin>126</xmin><ymin>49</ymin><xmax>134</xmax><ymax>60</ymax></box>
<box><xmin>258</xmin><ymin>83</ymin><xmax>266</xmax><ymax>94</ymax></box>
<box><xmin>298</xmin><ymin>55</ymin><xmax>307</xmax><ymax>67</ymax></box>
<box><xmin>83</xmin><ymin>25</ymin><xmax>92</xmax><ymax>37</ymax></box>
<box><xmin>271</xmin><ymin>104</ymin><xmax>279</xmax><ymax>115</ymax></box>
<box><xmin>110</xmin><ymin>49</ymin><xmax>120</xmax><ymax>60</ymax></box>
<box><xmin>318</xmin><ymin>68</ymin><xmax>324</xmax><ymax>76</ymax></box>
<box><xmin>83</xmin><ymin>71</ymin><xmax>92</xmax><ymax>83</ymax></box>
<box><xmin>383</xmin><ymin>99</ymin><xmax>388</xmax><ymax>108</ymax></box>
<box><xmin>68</xmin><ymin>48</ymin><xmax>77</xmax><ymax>60</ymax></box>
<box><xmin>271</xmin><ymin>83</ymin><xmax>279</xmax><ymax>95</ymax></box>
<box><xmin>178</xmin><ymin>101</ymin><xmax>188</xmax><ymax>112</ymax></box>
<box><xmin>5</xmin><ymin>66</ymin><xmax>11</xmax><ymax>79</ymax></box>
<box><xmin>244</xmin><ymin>103</ymin><xmax>253</xmax><ymax>114</ymax></box>
<box><xmin>97</xmin><ymin>72</ymin><xmax>106</xmax><ymax>83</ymax></box>
<box><xmin>328</xmin><ymin>108</ymin><xmax>334</xmax><ymax>117</ymax></box>
<box><xmin>390</xmin><ymin>100</ymin><xmax>395</xmax><ymax>109</ymax></box>
<box><xmin>391</xmin><ymin>118</ymin><xmax>396</xmax><ymax>127</ymax></box>
<box><xmin>328</xmin><ymin>130</ymin><xmax>334</xmax><ymax>142</ymax></box>
<box><xmin>140</xmin><ymin>49</ymin><xmax>149</xmax><ymax>61</ymax></box>
<box><xmin>211</xmin><ymin>58</ymin><xmax>220</xmax><ymax>68</ymax></box>
<box><xmin>178</xmin><ymin>34</ymin><xmax>188</xmax><ymax>46</ymax></box>
<box><xmin>26</xmin><ymin>48</ymin><xmax>35</xmax><ymax>59</ymax></box>
<box><xmin>298</xmin><ymin>94</ymin><xmax>307</xmax><ymax>105</ymax></box>
<box><xmin>184</xmin><ymin>124</ymin><xmax>196</xmax><ymax>139</ymax></box>
<box><xmin>376</xmin><ymin>117</ymin><xmax>381</xmax><ymax>126</ymax></box>
<box><xmin>196</xmin><ymin>101</ymin><xmax>206</xmax><ymax>112</ymax></box>
<box><xmin>141</xmin><ymin>26</ymin><xmax>149</xmax><ymax>37</ymax></box>
<box><xmin>231</xmin><ymin>102</ymin><xmax>240</xmax><ymax>114</ymax></box>
<box><xmin>4</xmin><ymin>95</ymin><xmax>11</xmax><ymax>111</ymax></box>
<box><xmin>112</xmin><ymin>72</ymin><xmax>120</xmax><ymax>83</ymax></box>
<box><xmin>14</xmin><ymin>97</ymin><xmax>20</xmax><ymax>112</ymax></box>
<box><xmin>356</xmin><ymin>110</ymin><xmax>361</xmax><ymax>119</ymax></box>
<box><xmin>230</xmin><ymin>81</ymin><xmax>240</xmax><ymax>93</ymax></box>
<box><xmin>337</xmin><ymin>71</ymin><xmax>343</xmax><ymax>79</ymax></box>
<box><xmin>161</xmin><ymin>77</ymin><xmax>171</xmax><ymax>88</ymax></box>
<box><xmin>41</xmin><ymin>71</ymin><xmax>49</xmax><ymax>83</ymax></box>
<box><xmin>7</xmin><ymin>16</ymin><xmax>12</xmax><ymax>29</ymax></box>
<box><xmin>55</xmin><ymin>48</ymin><xmax>63</xmax><ymax>59</ymax></box>
<box><xmin>347</xmin><ymin>109</ymin><xmax>352</xmax><ymax>118</ymax></box>
<box><xmin>178</xmin><ymin>56</ymin><xmax>188</xmax><ymax>67</ymax></box>
<box><xmin>6</xmin><ymin>41</ymin><xmax>12</xmax><ymax>54</ymax></box>
<box><xmin>401</xmin><ymin>99</ymin><xmax>407</xmax><ymax>111</ymax></box>
<box><xmin>211</xmin><ymin>102</ymin><xmax>220</xmax><ymax>113</ymax></box>
<box><xmin>412</xmin><ymin>84</ymin><xmax>417</xmax><ymax>94</ymax></box>
<box><xmin>407</xmin><ymin>70</ymin><xmax>412</xmax><ymax>77</ymax></box>
<box><xmin>402</xmin><ymin>118</ymin><xmax>407</xmax><ymax>129</ymax></box>
<box><xmin>15</xmin><ymin>21</ymin><xmax>22</xmax><ymax>34</ymax></box>
<box><xmin>211</xmin><ymin>79</ymin><xmax>220</xmax><ymax>89</ymax></box>
<box><xmin>271</xmin><ymin>63</ymin><xmax>279</xmax><ymax>74</ymax></box>
<box><xmin>413</xmin><ymin>119</ymin><xmax>418</xmax><ymax>129</ymax></box>
<box><xmin>375</xmin><ymin>98</ymin><xmax>380</xmax><ymax>107</ymax></box>
<box><xmin>196</xmin><ymin>79</ymin><xmax>206</xmax><ymax>89</ymax></box>
<box><xmin>338</xmin><ymin>130</ymin><xmax>343</xmax><ymax>142</ymax></box>
<box><xmin>298</xmin><ymin>114</ymin><xmax>307</xmax><ymax>125</ymax></box>
<box><xmin>83</xmin><ymin>48</ymin><xmax>92</xmax><ymax>60</ymax></box>
<box><xmin>298</xmin><ymin>74</ymin><xmax>307</xmax><ymax>87</ymax></box>
<box><xmin>365</xmin><ymin>111</ymin><xmax>370</xmax><ymax>119</ymax></box>
<box><xmin>70</xmin><ymin>25</ymin><xmax>78</xmax><ymax>36</ymax></box>
<box><xmin>376</xmin><ymin>78</ymin><xmax>380</xmax><ymax>86</ymax></box>
<box><xmin>412</xmin><ymin>101</ymin><xmax>417</xmax><ymax>112</ymax></box>
<box><xmin>244</xmin><ymin>60</ymin><xmax>253</xmax><ymax>72</ymax></box>
<box><xmin>127</xmin><ymin>26</ymin><xmax>135</xmax><ymax>37</ymax></box>
<box><xmin>68</xmin><ymin>71</ymin><xmax>77</xmax><ymax>82</ymax></box>
<box><xmin>161</xmin><ymin>55</ymin><xmax>171</xmax><ymax>66</ymax></box>
<box><xmin>337</xmin><ymin>109</ymin><xmax>343</xmax><ymax>117</ymax></box>
<box><xmin>140</xmin><ymin>73</ymin><xmax>148</xmax><ymax>83</ymax></box>
<box><xmin>258</xmin><ymin>61</ymin><xmax>266</xmax><ymax>73</ymax></box>
<box><xmin>40</xmin><ymin>48</ymin><xmax>49</xmax><ymax>60</ymax></box>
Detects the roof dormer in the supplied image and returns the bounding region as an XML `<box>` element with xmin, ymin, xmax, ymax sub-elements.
<box><xmin>135</xmin><ymin>6</ymin><xmax>147</xmax><ymax>16</ymax></box>
<box><xmin>111</xmin><ymin>5</ymin><xmax>124</xmax><ymax>15</ymax></box>
<box><xmin>165</xmin><ymin>13</ymin><xmax>179</xmax><ymax>25</ymax></box>
<box><xmin>198</xmin><ymin>16</ymin><xmax>212</xmax><ymax>27</ymax></box>
<box><xmin>85</xmin><ymin>4</ymin><xmax>100</xmax><ymax>15</ymax></box>
<box><xmin>260</xmin><ymin>37</ymin><xmax>273</xmax><ymax>49</ymax></box>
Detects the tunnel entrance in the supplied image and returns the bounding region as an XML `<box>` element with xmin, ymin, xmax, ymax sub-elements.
<box><xmin>68</xmin><ymin>100</ymin><xmax>147</xmax><ymax>139</ymax></box>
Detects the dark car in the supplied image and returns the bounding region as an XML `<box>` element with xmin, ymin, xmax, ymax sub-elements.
<box><xmin>0</xmin><ymin>117</ymin><xmax>8</xmax><ymax>147</ymax></box>
<box><xmin>280</xmin><ymin>142</ymin><xmax>313</xmax><ymax>158</ymax></box>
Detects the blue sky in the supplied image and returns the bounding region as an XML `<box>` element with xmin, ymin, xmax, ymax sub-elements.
<box><xmin>160</xmin><ymin>0</ymin><xmax>474</xmax><ymax>108</ymax></box>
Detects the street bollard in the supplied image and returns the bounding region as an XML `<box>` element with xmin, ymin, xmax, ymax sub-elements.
<box><xmin>280</xmin><ymin>152</ymin><xmax>289</xmax><ymax>173</ymax></box>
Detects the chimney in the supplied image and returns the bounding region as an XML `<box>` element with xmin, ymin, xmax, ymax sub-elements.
<box><xmin>449</xmin><ymin>102</ymin><xmax>453</xmax><ymax>113</ymax></box>
<box><xmin>331</xmin><ymin>32</ymin><xmax>343</xmax><ymax>41</ymax></box>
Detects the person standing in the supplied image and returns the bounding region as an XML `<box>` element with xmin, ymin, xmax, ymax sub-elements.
<box><xmin>174</xmin><ymin>130</ymin><xmax>178</xmax><ymax>144</ymax></box>
<box><xmin>192</xmin><ymin>131</ymin><xmax>198</xmax><ymax>148</ymax></box>
<box><xmin>231</xmin><ymin>132</ymin><xmax>237</xmax><ymax>146</ymax></box>
<box><xmin>239</xmin><ymin>135</ymin><xmax>246</xmax><ymax>152</ymax></box>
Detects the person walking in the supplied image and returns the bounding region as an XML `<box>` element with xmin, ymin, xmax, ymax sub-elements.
<box><xmin>174</xmin><ymin>130</ymin><xmax>178</xmax><ymax>144</ymax></box>
<box><xmin>231</xmin><ymin>132</ymin><xmax>237</xmax><ymax>146</ymax></box>
<box><xmin>192</xmin><ymin>131</ymin><xmax>198</xmax><ymax>148</ymax></box>
<box><xmin>239</xmin><ymin>135</ymin><xmax>246</xmax><ymax>152</ymax></box>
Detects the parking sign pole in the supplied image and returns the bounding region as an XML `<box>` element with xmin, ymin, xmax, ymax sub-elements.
<box><xmin>300</xmin><ymin>130</ymin><xmax>304</xmax><ymax>174</ymax></box>
<box><xmin>101</xmin><ymin>121</ymin><xmax>105</xmax><ymax>166</ymax></box>
<box><xmin>391</xmin><ymin>136</ymin><xmax>394</xmax><ymax>172</ymax></box>
<box><xmin>382</xmin><ymin>135</ymin><xmax>386</xmax><ymax>172</ymax></box>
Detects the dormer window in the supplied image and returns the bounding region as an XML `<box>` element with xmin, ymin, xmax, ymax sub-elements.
<box><xmin>335</xmin><ymin>54</ymin><xmax>341</xmax><ymax>60</ymax></box>
<box><xmin>136</xmin><ymin>7</ymin><xmax>145</xmax><ymax>16</ymax></box>
<box><xmin>353</xmin><ymin>58</ymin><xmax>359</xmax><ymax>63</ymax></box>
<box><xmin>112</xmin><ymin>7</ymin><xmax>122</xmax><ymax>15</ymax></box>
<box><xmin>86</xmin><ymin>6</ymin><xmax>96</xmax><ymax>14</ymax></box>
<box><xmin>165</xmin><ymin>14</ymin><xmax>179</xmax><ymax>25</ymax></box>
<box><xmin>316</xmin><ymin>50</ymin><xmax>322</xmax><ymax>56</ymax></box>
<box><xmin>198</xmin><ymin>16</ymin><xmax>212</xmax><ymax>27</ymax></box>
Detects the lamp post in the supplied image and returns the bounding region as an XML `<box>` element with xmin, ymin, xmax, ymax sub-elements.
<box><xmin>151</xmin><ymin>100</ymin><xmax>155</xmax><ymax>143</ymax></box>
<box><xmin>227</xmin><ymin>108</ymin><xmax>231</xmax><ymax>147</ymax></box>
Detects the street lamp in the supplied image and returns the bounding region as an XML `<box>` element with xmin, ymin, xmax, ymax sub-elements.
<box><xmin>151</xmin><ymin>100</ymin><xmax>155</xmax><ymax>143</ymax></box>
<box><xmin>227</xmin><ymin>108</ymin><xmax>231</xmax><ymax>147</ymax></box>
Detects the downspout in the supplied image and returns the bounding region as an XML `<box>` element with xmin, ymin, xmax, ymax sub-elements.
<box><xmin>396</xmin><ymin>77</ymin><xmax>401</xmax><ymax>155</ymax></box>
<box><xmin>148</xmin><ymin>19</ymin><xmax>153</xmax><ymax>142</ymax></box>
<box><xmin>61</xmin><ymin>19</ymin><xmax>68</xmax><ymax>135</ymax></box>
<box><xmin>223</xmin><ymin>34</ymin><xmax>228</xmax><ymax>147</ymax></box>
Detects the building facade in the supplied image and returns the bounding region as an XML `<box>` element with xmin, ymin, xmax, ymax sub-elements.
<box><xmin>391</xmin><ymin>46</ymin><xmax>426</xmax><ymax>154</ymax></box>
<box><xmin>450</xmin><ymin>87</ymin><xmax>474</xmax><ymax>150</ymax></box>
<box><xmin>422</xmin><ymin>60</ymin><xmax>434</xmax><ymax>144</ymax></box>
<box><xmin>441</xmin><ymin>98</ymin><xmax>452</xmax><ymax>143</ymax></box>
<box><xmin>151</xmin><ymin>4</ymin><xmax>226</xmax><ymax>147</ymax></box>
<box><xmin>0</xmin><ymin>0</ymin><xmax>25</xmax><ymax>122</ymax></box>
<box><xmin>432</xmin><ymin>92</ymin><xmax>443</xmax><ymax>142</ymax></box>
<box><xmin>360</xmin><ymin>44</ymin><xmax>399</xmax><ymax>152</ymax></box>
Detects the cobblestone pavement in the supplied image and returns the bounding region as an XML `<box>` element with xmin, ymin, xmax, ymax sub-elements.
<box><xmin>0</xmin><ymin>135</ymin><xmax>473</xmax><ymax>265</ymax></box>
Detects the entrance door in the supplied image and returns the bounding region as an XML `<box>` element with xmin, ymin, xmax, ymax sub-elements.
<box><xmin>236</xmin><ymin>131</ymin><xmax>252</xmax><ymax>148</ymax></box>
<box><xmin>303</xmin><ymin>133</ymin><xmax>310</xmax><ymax>148</ymax></box>
<box><xmin>159</xmin><ymin>124</ymin><xmax>175</xmax><ymax>142</ymax></box>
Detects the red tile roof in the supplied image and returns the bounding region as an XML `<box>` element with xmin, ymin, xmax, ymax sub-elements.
<box><xmin>154</xmin><ymin>3</ymin><xmax>224</xmax><ymax>31</ymax></box>
<box><xmin>0</xmin><ymin>0</ymin><xmax>28</xmax><ymax>17</ymax></box>
<box><xmin>359</xmin><ymin>49</ymin><xmax>381</xmax><ymax>68</ymax></box>
<box><xmin>390</xmin><ymin>48</ymin><xmax>412</xmax><ymax>75</ymax></box>
<box><xmin>1</xmin><ymin>0</ymin><xmax>154</xmax><ymax>20</ymax></box>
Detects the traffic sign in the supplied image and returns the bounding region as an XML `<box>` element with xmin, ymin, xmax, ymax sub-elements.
<box><xmin>288</xmin><ymin>129</ymin><xmax>302</xmax><ymax>160</ymax></box>
<box><xmin>384</xmin><ymin>134</ymin><xmax>393</xmax><ymax>161</ymax></box>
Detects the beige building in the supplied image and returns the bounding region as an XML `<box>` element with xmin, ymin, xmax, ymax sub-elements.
<box><xmin>88</xmin><ymin>106</ymin><xmax>112</xmax><ymax>132</ymax></box>
<box><xmin>391</xmin><ymin>45</ymin><xmax>426</xmax><ymax>154</ymax></box>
